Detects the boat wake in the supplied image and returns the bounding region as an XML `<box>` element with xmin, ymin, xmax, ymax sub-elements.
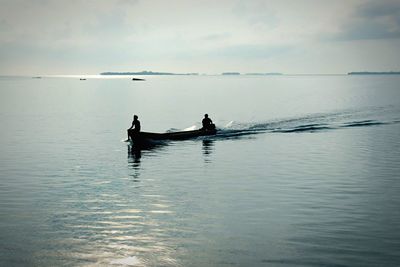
<box><xmin>211</xmin><ymin>106</ymin><xmax>400</xmax><ymax>140</ymax></box>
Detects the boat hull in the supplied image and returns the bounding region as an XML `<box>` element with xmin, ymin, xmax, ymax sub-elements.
<box><xmin>128</xmin><ymin>129</ymin><xmax>217</xmax><ymax>144</ymax></box>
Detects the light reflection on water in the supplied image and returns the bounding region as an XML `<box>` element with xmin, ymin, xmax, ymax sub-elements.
<box><xmin>47</xmin><ymin>161</ymin><xmax>180</xmax><ymax>266</ymax></box>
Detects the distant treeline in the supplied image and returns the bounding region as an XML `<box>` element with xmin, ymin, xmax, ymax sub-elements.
<box><xmin>245</xmin><ymin>73</ymin><xmax>283</xmax><ymax>75</ymax></box>
<box><xmin>100</xmin><ymin>71</ymin><xmax>283</xmax><ymax>76</ymax></box>
<box><xmin>100</xmin><ymin>71</ymin><xmax>198</xmax><ymax>75</ymax></box>
<box><xmin>348</xmin><ymin>71</ymin><xmax>400</xmax><ymax>75</ymax></box>
<box><xmin>222</xmin><ymin>72</ymin><xmax>283</xmax><ymax>75</ymax></box>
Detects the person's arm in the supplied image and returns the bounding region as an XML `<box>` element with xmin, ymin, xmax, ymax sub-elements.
<box><xmin>128</xmin><ymin>121</ymin><xmax>134</xmax><ymax>130</ymax></box>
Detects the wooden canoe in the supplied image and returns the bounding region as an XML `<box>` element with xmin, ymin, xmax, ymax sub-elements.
<box><xmin>129</xmin><ymin>128</ymin><xmax>217</xmax><ymax>144</ymax></box>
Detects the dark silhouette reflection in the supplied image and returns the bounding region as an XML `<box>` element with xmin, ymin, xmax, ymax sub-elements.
<box><xmin>127</xmin><ymin>142</ymin><xmax>166</xmax><ymax>180</ymax></box>
<box><xmin>202</xmin><ymin>139</ymin><xmax>215</xmax><ymax>163</ymax></box>
<box><xmin>128</xmin><ymin>145</ymin><xmax>142</xmax><ymax>181</ymax></box>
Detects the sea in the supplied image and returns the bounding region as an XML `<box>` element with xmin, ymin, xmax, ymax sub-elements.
<box><xmin>0</xmin><ymin>74</ymin><xmax>400</xmax><ymax>266</ymax></box>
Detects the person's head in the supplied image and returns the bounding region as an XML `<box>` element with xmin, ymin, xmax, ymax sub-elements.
<box><xmin>133</xmin><ymin>115</ymin><xmax>138</xmax><ymax>120</ymax></box>
<box><xmin>204</xmin><ymin>114</ymin><xmax>208</xmax><ymax>118</ymax></box>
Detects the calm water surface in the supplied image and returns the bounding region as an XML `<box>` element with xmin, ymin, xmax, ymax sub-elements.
<box><xmin>0</xmin><ymin>75</ymin><xmax>400</xmax><ymax>266</ymax></box>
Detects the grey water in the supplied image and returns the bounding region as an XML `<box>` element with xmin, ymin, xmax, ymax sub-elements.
<box><xmin>1</xmin><ymin>75</ymin><xmax>400</xmax><ymax>266</ymax></box>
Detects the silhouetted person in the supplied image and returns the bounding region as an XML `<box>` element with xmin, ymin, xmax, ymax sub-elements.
<box><xmin>127</xmin><ymin>115</ymin><xmax>141</xmax><ymax>140</ymax></box>
<box><xmin>201</xmin><ymin>114</ymin><xmax>215</xmax><ymax>130</ymax></box>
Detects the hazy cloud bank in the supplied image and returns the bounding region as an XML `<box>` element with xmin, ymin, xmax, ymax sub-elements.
<box><xmin>0</xmin><ymin>0</ymin><xmax>399</xmax><ymax>74</ymax></box>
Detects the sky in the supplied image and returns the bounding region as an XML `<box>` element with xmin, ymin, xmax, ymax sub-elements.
<box><xmin>0</xmin><ymin>0</ymin><xmax>400</xmax><ymax>75</ymax></box>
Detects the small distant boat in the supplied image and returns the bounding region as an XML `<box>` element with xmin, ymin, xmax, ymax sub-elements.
<box><xmin>132</xmin><ymin>77</ymin><xmax>145</xmax><ymax>81</ymax></box>
<box><xmin>32</xmin><ymin>76</ymin><xmax>42</xmax><ymax>79</ymax></box>
<box><xmin>80</xmin><ymin>78</ymin><xmax>86</xmax><ymax>80</ymax></box>
<box><xmin>129</xmin><ymin>128</ymin><xmax>217</xmax><ymax>145</ymax></box>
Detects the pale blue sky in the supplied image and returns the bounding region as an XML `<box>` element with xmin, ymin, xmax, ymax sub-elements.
<box><xmin>0</xmin><ymin>0</ymin><xmax>399</xmax><ymax>75</ymax></box>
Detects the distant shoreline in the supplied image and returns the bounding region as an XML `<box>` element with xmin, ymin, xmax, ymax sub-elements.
<box><xmin>101</xmin><ymin>71</ymin><xmax>284</xmax><ymax>76</ymax></box>
<box><xmin>100</xmin><ymin>71</ymin><xmax>198</xmax><ymax>76</ymax></box>
<box><xmin>4</xmin><ymin>72</ymin><xmax>400</xmax><ymax>78</ymax></box>
<box><xmin>348</xmin><ymin>72</ymin><xmax>400</xmax><ymax>75</ymax></box>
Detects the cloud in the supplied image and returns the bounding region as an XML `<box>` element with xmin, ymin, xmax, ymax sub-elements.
<box><xmin>231</xmin><ymin>1</ymin><xmax>278</xmax><ymax>29</ymax></box>
<box><xmin>201</xmin><ymin>33</ymin><xmax>231</xmax><ymax>42</ymax></box>
<box><xmin>358</xmin><ymin>1</ymin><xmax>400</xmax><ymax>18</ymax></box>
<box><xmin>332</xmin><ymin>1</ymin><xmax>400</xmax><ymax>41</ymax></box>
<box><xmin>206</xmin><ymin>44</ymin><xmax>293</xmax><ymax>59</ymax></box>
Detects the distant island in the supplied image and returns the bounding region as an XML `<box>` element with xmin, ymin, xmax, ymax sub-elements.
<box><xmin>222</xmin><ymin>72</ymin><xmax>241</xmax><ymax>75</ymax></box>
<box><xmin>100</xmin><ymin>71</ymin><xmax>198</xmax><ymax>76</ymax></box>
<box><xmin>221</xmin><ymin>72</ymin><xmax>283</xmax><ymax>76</ymax></box>
<box><xmin>245</xmin><ymin>73</ymin><xmax>283</xmax><ymax>75</ymax></box>
<box><xmin>348</xmin><ymin>71</ymin><xmax>400</xmax><ymax>75</ymax></box>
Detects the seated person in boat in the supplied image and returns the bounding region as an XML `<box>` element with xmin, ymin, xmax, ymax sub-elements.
<box><xmin>127</xmin><ymin>115</ymin><xmax>141</xmax><ymax>139</ymax></box>
<box><xmin>201</xmin><ymin>114</ymin><xmax>215</xmax><ymax>131</ymax></box>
